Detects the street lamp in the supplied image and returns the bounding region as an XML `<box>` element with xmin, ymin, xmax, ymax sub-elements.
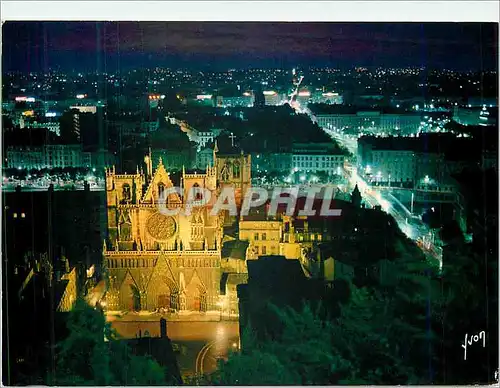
<box><xmin>424</xmin><ymin>175</ymin><xmax>430</xmax><ymax>184</ymax></box>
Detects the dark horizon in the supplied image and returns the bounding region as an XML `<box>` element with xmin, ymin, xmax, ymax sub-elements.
<box><xmin>2</xmin><ymin>22</ymin><xmax>498</xmax><ymax>73</ymax></box>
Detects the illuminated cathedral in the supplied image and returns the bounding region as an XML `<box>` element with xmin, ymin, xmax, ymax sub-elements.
<box><xmin>102</xmin><ymin>144</ymin><xmax>251</xmax><ymax>312</ymax></box>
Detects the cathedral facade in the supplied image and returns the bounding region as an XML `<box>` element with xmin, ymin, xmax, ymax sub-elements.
<box><xmin>102</xmin><ymin>147</ymin><xmax>251</xmax><ymax>313</ymax></box>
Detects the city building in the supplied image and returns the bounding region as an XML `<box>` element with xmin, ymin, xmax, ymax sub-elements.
<box><xmin>252</xmin><ymin>152</ymin><xmax>293</xmax><ymax>174</ymax></box>
<box><xmin>29</xmin><ymin>120</ymin><xmax>61</xmax><ymax>136</ymax></box>
<box><xmin>309</xmin><ymin>91</ymin><xmax>343</xmax><ymax>105</ymax></box>
<box><xmin>195</xmin><ymin>128</ymin><xmax>223</xmax><ymax>150</ymax></box>
<box><xmin>312</xmin><ymin>106</ymin><xmax>423</xmax><ymax>135</ymax></box>
<box><xmin>453</xmin><ymin>105</ymin><xmax>498</xmax><ymax>127</ymax></box>
<box><xmin>5</xmin><ymin>144</ymin><xmax>92</xmax><ymax>170</ymax></box>
<box><xmin>221</xmin><ymin>93</ymin><xmax>255</xmax><ymax>108</ymax></box>
<box><xmin>187</xmin><ymin>94</ymin><xmax>214</xmax><ymax>107</ymax></box>
<box><xmin>239</xmin><ymin>218</ymin><xmax>282</xmax><ymax>259</ymax></box>
<box><xmin>56</xmin><ymin>267</ymin><xmax>78</xmax><ymax>312</ymax></box>
<box><xmin>365</xmin><ymin>149</ymin><xmax>416</xmax><ymax>184</ymax></box>
<box><xmin>466</xmin><ymin>97</ymin><xmax>498</xmax><ymax>108</ymax></box>
<box><xmin>357</xmin><ymin>133</ymin><xmax>492</xmax><ymax>187</ymax></box>
<box><xmin>69</xmin><ymin>105</ymin><xmax>97</xmax><ymax>114</ymax></box>
<box><xmin>292</xmin><ymin>143</ymin><xmax>346</xmax><ymax>176</ymax></box>
<box><xmin>263</xmin><ymin>91</ymin><xmax>286</xmax><ymax>106</ymax></box>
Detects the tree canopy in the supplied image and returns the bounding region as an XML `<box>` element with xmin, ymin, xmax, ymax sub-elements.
<box><xmin>212</xmin><ymin>240</ymin><xmax>497</xmax><ymax>385</ymax></box>
<box><xmin>48</xmin><ymin>299</ymin><xmax>174</xmax><ymax>386</ymax></box>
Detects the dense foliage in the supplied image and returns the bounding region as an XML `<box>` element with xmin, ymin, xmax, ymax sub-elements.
<box><xmin>48</xmin><ymin>299</ymin><xmax>174</xmax><ymax>385</ymax></box>
<box><xmin>212</xmin><ymin>243</ymin><xmax>497</xmax><ymax>385</ymax></box>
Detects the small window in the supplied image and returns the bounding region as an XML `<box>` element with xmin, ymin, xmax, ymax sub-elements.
<box><xmin>254</xmin><ymin>233</ymin><xmax>259</xmax><ymax>241</ymax></box>
<box><xmin>158</xmin><ymin>183</ymin><xmax>165</xmax><ymax>199</ymax></box>
<box><xmin>262</xmin><ymin>233</ymin><xmax>267</xmax><ymax>241</ymax></box>
<box><xmin>262</xmin><ymin>246</ymin><xmax>267</xmax><ymax>255</ymax></box>
<box><xmin>192</xmin><ymin>183</ymin><xmax>203</xmax><ymax>200</ymax></box>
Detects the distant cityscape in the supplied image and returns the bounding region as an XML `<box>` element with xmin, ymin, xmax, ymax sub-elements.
<box><xmin>2</xmin><ymin>21</ymin><xmax>498</xmax><ymax>386</ymax></box>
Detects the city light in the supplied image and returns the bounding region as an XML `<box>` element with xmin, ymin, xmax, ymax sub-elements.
<box><xmin>45</xmin><ymin>112</ymin><xmax>57</xmax><ymax>117</ymax></box>
<box><xmin>424</xmin><ymin>175</ymin><xmax>430</xmax><ymax>184</ymax></box>
<box><xmin>76</xmin><ymin>94</ymin><xmax>86</xmax><ymax>99</ymax></box>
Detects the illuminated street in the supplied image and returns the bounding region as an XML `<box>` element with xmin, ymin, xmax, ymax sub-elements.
<box><xmin>323</xmin><ymin>127</ymin><xmax>443</xmax><ymax>267</ymax></box>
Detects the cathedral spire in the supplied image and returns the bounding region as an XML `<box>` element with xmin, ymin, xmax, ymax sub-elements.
<box><xmin>351</xmin><ymin>184</ymin><xmax>362</xmax><ymax>208</ymax></box>
<box><xmin>213</xmin><ymin>140</ymin><xmax>218</xmax><ymax>168</ymax></box>
<box><xmin>145</xmin><ymin>148</ymin><xmax>153</xmax><ymax>181</ymax></box>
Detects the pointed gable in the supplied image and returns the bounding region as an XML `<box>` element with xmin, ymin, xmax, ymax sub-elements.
<box><xmin>185</xmin><ymin>269</ymin><xmax>207</xmax><ymax>293</ymax></box>
<box><xmin>119</xmin><ymin>269</ymin><xmax>139</xmax><ymax>290</ymax></box>
<box><xmin>142</xmin><ymin>158</ymin><xmax>182</xmax><ymax>204</ymax></box>
<box><xmin>150</xmin><ymin>255</ymin><xmax>179</xmax><ymax>293</ymax></box>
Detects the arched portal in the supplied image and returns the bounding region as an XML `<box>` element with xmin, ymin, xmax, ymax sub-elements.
<box><xmin>129</xmin><ymin>284</ymin><xmax>141</xmax><ymax>311</ymax></box>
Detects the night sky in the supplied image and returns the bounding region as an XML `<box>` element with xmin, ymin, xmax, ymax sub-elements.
<box><xmin>2</xmin><ymin>22</ymin><xmax>498</xmax><ymax>72</ymax></box>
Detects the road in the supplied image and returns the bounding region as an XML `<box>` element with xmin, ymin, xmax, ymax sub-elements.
<box><xmin>109</xmin><ymin>319</ymin><xmax>239</xmax><ymax>378</ymax></box>
<box><xmin>321</xmin><ymin>128</ymin><xmax>443</xmax><ymax>267</ymax></box>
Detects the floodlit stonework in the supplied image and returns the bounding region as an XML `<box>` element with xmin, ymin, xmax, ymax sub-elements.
<box><xmin>102</xmin><ymin>147</ymin><xmax>251</xmax><ymax>313</ymax></box>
